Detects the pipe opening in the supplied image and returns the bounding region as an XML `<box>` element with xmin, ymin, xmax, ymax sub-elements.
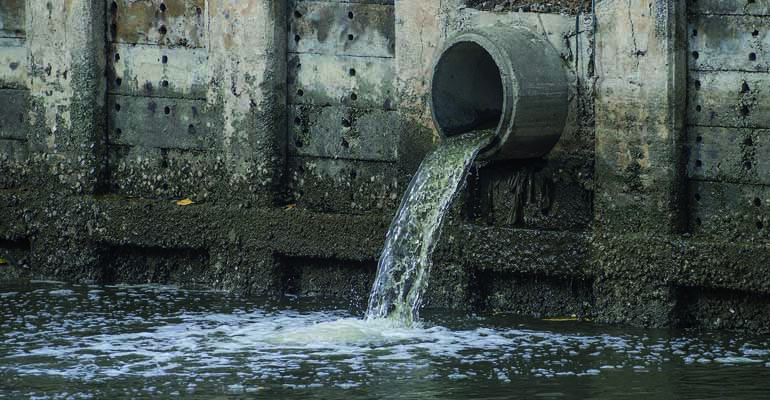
<box><xmin>431</xmin><ymin>42</ymin><xmax>504</xmax><ymax>136</ymax></box>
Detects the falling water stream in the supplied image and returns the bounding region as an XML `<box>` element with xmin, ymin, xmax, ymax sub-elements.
<box><xmin>366</xmin><ymin>130</ymin><xmax>495</xmax><ymax>325</ymax></box>
<box><xmin>3</xmin><ymin>132</ymin><xmax>770</xmax><ymax>398</ymax></box>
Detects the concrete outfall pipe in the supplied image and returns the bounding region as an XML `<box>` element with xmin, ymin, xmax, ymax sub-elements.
<box><xmin>430</xmin><ymin>26</ymin><xmax>569</xmax><ymax>160</ymax></box>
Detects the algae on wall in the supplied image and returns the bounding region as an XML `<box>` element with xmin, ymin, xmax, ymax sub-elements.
<box><xmin>2</xmin><ymin>0</ymin><xmax>770</xmax><ymax>333</ymax></box>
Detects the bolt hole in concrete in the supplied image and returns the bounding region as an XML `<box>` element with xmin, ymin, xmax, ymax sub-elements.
<box><xmin>294</xmin><ymin>10</ymin><xmax>302</xmax><ymax>18</ymax></box>
<box><xmin>115</xmin><ymin>78</ymin><xmax>122</xmax><ymax>86</ymax></box>
<box><xmin>694</xmin><ymin>193</ymin><xmax>701</xmax><ymax>201</ymax></box>
<box><xmin>188</xmin><ymin>124</ymin><xmax>196</xmax><ymax>134</ymax></box>
<box><xmin>160</xmin><ymin>2</ymin><xmax>166</xmax><ymax>12</ymax></box>
<box><xmin>431</xmin><ymin>42</ymin><xmax>503</xmax><ymax>136</ymax></box>
<box><xmin>162</xmin><ymin>80</ymin><xmax>169</xmax><ymax>88</ymax></box>
<box><xmin>695</xmin><ymin>160</ymin><xmax>703</xmax><ymax>168</ymax></box>
<box><xmin>692</xmin><ymin>29</ymin><xmax>697</xmax><ymax>37</ymax></box>
<box><xmin>349</xmin><ymin>68</ymin><xmax>356</xmax><ymax>76</ymax></box>
<box><xmin>754</xmin><ymin>198</ymin><xmax>762</xmax><ymax>207</ymax></box>
<box><xmin>742</xmin><ymin>82</ymin><xmax>750</xmax><ymax>93</ymax></box>
<box><xmin>162</xmin><ymin>55</ymin><xmax>168</xmax><ymax>64</ymax></box>
<box><xmin>295</xmin><ymin>139</ymin><xmax>303</xmax><ymax>148</ymax></box>
<box><xmin>196</xmin><ymin>7</ymin><xmax>202</xmax><ymax>15</ymax></box>
<box><xmin>296</xmin><ymin>89</ymin><xmax>304</xmax><ymax>97</ymax></box>
<box><xmin>696</xmin><ymin>105</ymin><xmax>702</xmax><ymax>112</ymax></box>
<box><xmin>694</xmin><ymin>80</ymin><xmax>701</xmax><ymax>90</ymax></box>
<box><xmin>757</xmin><ymin>221</ymin><xmax>764</xmax><ymax>230</ymax></box>
<box><xmin>350</xmin><ymin>93</ymin><xmax>357</xmax><ymax>101</ymax></box>
<box><xmin>159</xmin><ymin>25</ymin><xmax>167</xmax><ymax>35</ymax></box>
<box><xmin>342</xmin><ymin>118</ymin><xmax>352</xmax><ymax>128</ymax></box>
<box><xmin>115</xmin><ymin>103</ymin><xmax>121</xmax><ymax>112</ymax></box>
<box><xmin>294</xmin><ymin>35</ymin><xmax>301</xmax><ymax>43</ymax></box>
<box><xmin>753</xmin><ymin>30</ymin><xmax>760</xmax><ymax>37</ymax></box>
<box><xmin>744</xmin><ymin>161</ymin><xmax>753</xmax><ymax>170</ymax></box>
<box><xmin>749</xmin><ymin>52</ymin><xmax>757</xmax><ymax>61</ymax></box>
<box><xmin>348</xmin><ymin>34</ymin><xmax>355</xmax><ymax>41</ymax></box>
<box><xmin>294</xmin><ymin>117</ymin><xmax>302</xmax><ymax>126</ymax></box>
<box><xmin>692</xmin><ymin>51</ymin><xmax>699</xmax><ymax>60</ymax></box>
<box><xmin>696</xmin><ymin>135</ymin><xmax>703</xmax><ymax>143</ymax></box>
<box><xmin>115</xmin><ymin>128</ymin><xmax>122</xmax><ymax>136</ymax></box>
<box><xmin>745</xmin><ymin>137</ymin><xmax>753</xmax><ymax>146</ymax></box>
<box><xmin>348</xmin><ymin>11</ymin><xmax>354</xmax><ymax>19</ymax></box>
<box><xmin>164</xmin><ymin>106</ymin><xmax>171</xmax><ymax>115</ymax></box>
<box><xmin>114</xmin><ymin>53</ymin><xmax>120</xmax><ymax>62</ymax></box>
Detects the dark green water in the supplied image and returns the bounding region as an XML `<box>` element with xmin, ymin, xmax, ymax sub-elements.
<box><xmin>2</xmin><ymin>281</ymin><xmax>770</xmax><ymax>399</ymax></box>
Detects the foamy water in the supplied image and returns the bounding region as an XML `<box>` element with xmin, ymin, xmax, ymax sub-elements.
<box><xmin>3</xmin><ymin>282</ymin><xmax>770</xmax><ymax>399</ymax></box>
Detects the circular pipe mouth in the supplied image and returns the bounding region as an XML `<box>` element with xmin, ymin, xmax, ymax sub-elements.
<box><xmin>431</xmin><ymin>41</ymin><xmax>505</xmax><ymax>139</ymax></box>
<box><xmin>430</xmin><ymin>28</ymin><xmax>568</xmax><ymax>160</ymax></box>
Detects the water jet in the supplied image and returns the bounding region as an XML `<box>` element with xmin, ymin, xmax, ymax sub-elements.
<box><xmin>367</xmin><ymin>27</ymin><xmax>570</xmax><ymax>325</ymax></box>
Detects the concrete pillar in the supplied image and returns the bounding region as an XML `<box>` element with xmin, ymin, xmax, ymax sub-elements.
<box><xmin>594</xmin><ymin>0</ymin><xmax>688</xmax><ymax>235</ymax></box>
<box><xmin>593</xmin><ymin>0</ymin><xmax>687</xmax><ymax>327</ymax></box>
<box><xmin>27</xmin><ymin>0</ymin><xmax>107</xmax><ymax>194</ymax></box>
<box><xmin>394</xmin><ymin>1</ymin><xmax>445</xmax><ymax>169</ymax></box>
<box><xmin>207</xmin><ymin>0</ymin><xmax>287</xmax><ymax>207</ymax></box>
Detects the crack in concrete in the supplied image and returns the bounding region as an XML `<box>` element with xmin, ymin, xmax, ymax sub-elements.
<box><xmin>626</xmin><ymin>0</ymin><xmax>644</xmax><ymax>70</ymax></box>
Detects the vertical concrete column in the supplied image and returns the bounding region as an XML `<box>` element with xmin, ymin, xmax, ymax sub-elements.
<box><xmin>593</xmin><ymin>0</ymin><xmax>687</xmax><ymax>327</ymax></box>
<box><xmin>208</xmin><ymin>0</ymin><xmax>287</xmax><ymax>207</ymax></box>
<box><xmin>394</xmin><ymin>0</ymin><xmax>444</xmax><ymax>167</ymax></box>
<box><xmin>595</xmin><ymin>0</ymin><xmax>687</xmax><ymax>234</ymax></box>
<box><xmin>27</xmin><ymin>0</ymin><xmax>106</xmax><ymax>194</ymax></box>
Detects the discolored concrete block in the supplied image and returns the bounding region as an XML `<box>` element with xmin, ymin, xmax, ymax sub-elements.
<box><xmin>689</xmin><ymin>15</ymin><xmax>770</xmax><ymax>73</ymax></box>
<box><xmin>0</xmin><ymin>89</ymin><xmax>27</xmax><ymax>140</ymax></box>
<box><xmin>107</xmin><ymin>44</ymin><xmax>208</xmax><ymax>99</ymax></box>
<box><xmin>687</xmin><ymin>71</ymin><xmax>770</xmax><ymax>129</ymax></box>
<box><xmin>688</xmin><ymin>180</ymin><xmax>770</xmax><ymax>239</ymax></box>
<box><xmin>686</xmin><ymin>126</ymin><xmax>770</xmax><ymax>185</ymax></box>
<box><xmin>287</xmin><ymin>156</ymin><xmax>402</xmax><ymax>213</ymax></box>
<box><xmin>687</xmin><ymin>0</ymin><xmax>770</xmax><ymax>16</ymax></box>
<box><xmin>0</xmin><ymin>38</ymin><xmax>26</xmax><ymax>89</ymax></box>
<box><xmin>287</xmin><ymin>53</ymin><xmax>396</xmax><ymax>110</ymax></box>
<box><xmin>288</xmin><ymin>105</ymin><xmax>398</xmax><ymax>161</ymax></box>
<box><xmin>108</xmin><ymin>0</ymin><xmax>206</xmax><ymax>47</ymax></box>
<box><xmin>288</xmin><ymin>1</ymin><xmax>395</xmax><ymax>58</ymax></box>
<box><xmin>107</xmin><ymin>94</ymin><xmax>212</xmax><ymax>150</ymax></box>
<box><xmin>0</xmin><ymin>0</ymin><xmax>24</xmax><ymax>38</ymax></box>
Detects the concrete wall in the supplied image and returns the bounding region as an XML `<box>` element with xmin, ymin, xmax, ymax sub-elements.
<box><xmin>2</xmin><ymin>0</ymin><xmax>770</xmax><ymax>332</ymax></box>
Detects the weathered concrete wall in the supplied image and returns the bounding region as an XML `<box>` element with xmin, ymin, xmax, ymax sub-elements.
<box><xmin>3</xmin><ymin>0</ymin><xmax>770</xmax><ymax>332</ymax></box>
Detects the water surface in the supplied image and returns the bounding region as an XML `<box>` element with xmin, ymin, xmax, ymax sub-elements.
<box><xmin>2</xmin><ymin>281</ymin><xmax>770</xmax><ymax>399</ymax></box>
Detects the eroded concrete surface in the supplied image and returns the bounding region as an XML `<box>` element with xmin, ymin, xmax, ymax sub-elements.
<box><xmin>2</xmin><ymin>0</ymin><xmax>770</xmax><ymax>332</ymax></box>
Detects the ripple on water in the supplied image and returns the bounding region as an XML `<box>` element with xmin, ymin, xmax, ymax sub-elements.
<box><xmin>2</xmin><ymin>283</ymin><xmax>770</xmax><ymax>399</ymax></box>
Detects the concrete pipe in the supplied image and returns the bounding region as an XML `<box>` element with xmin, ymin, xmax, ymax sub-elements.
<box><xmin>430</xmin><ymin>26</ymin><xmax>568</xmax><ymax>160</ymax></box>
